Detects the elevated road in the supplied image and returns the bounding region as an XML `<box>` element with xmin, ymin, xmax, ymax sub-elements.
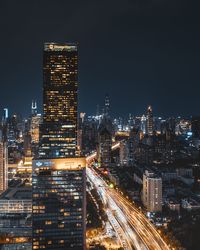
<box><xmin>87</xmin><ymin>166</ymin><xmax>170</xmax><ymax>250</ymax></box>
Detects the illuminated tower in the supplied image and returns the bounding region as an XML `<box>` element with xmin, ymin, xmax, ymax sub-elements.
<box><xmin>31</xmin><ymin>114</ymin><xmax>42</xmax><ymax>144</ymax></box>
<box><xmin>39</xmin><ymin>43</ymin><xmax>78</xmax><ymax>158</ymax></box>
<box><xmin>2</xmin><ymin>108</ymin><xmax>8</xmax><ymax>125</ymax></box>
<box><xmin>146</xmin><ymin>105</ymin><xmax>153</xmax><ymax>136</ymax></box>
<box><xmin>32</xmin><ymin>157</ymin><xmax>86</xmax><ymax>250</ymax></box>
<box><xmin>104</xmin><ymin>94</ymin><xmax>110</xmax><ymax>117</ymax></box>
<box><xmin>141</xmin><ymin>115</ymin><xmax>146</xmax><ymax>134</ymax></box>
<box><xmin>31</xmin><ymin>100</ymin><xmax>37</xmax><ymax>116</ymax></box>
<box><xmin>0</xmin><ymin>132</ymin><xmax>8</xmax><ymax>194</ymax></box>
<box><xmin>32</xmin><ymin>43</ymin><xmax>86</xmax><ymax>250</ymax></box>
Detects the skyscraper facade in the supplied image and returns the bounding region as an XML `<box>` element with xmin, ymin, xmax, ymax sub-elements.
<box><xmin>146</xmin><ymin>105</ymin><xmax>153</xmax><ymax>136</ymax></box>
<box><xmin>0</xmin><ymin>139</ymin><xmax>8</xmax><ymax>194</ymax></box>
<box><xmin>31</xmin><ymin>114</ymin><xmax>42</xmax><ymax>144</ymax></box>
<box><xmin>32</xmin><ymin>43</ymin><xmax>86</xmax><ymax>250</ymax></box>
<box><xmin>98</xmin><ymin>119</ymin><xmax>112</xmax><ymax>168</ymax></box>
<box><xmin>31</xmin><ymin>100</ymin><xmax>38</xmax><ymax>116</ymax></box>
<box><xmin>39</xmin><ymin>43</ymin><xmax>78</xmax><ymax>159</ymax></box>
<box><xmin>32</xmin><ymin>158</ymin><xmax>86</xmax><ymax>250</ymax></box>
<box><xmin>104</xmin><ymin>94</ymin><xmax>110</xmax><ymax>117</ymax></box>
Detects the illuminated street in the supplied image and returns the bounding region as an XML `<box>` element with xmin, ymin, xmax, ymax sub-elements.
<box><xmin>87</xmin><ymin>166</ymin><xmax>171</xmax><ymax>250</ymax></box>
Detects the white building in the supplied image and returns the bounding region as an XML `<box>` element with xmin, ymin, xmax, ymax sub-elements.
<box><xmin>143</xmin><ymin>170</ymin><xmax>162</xmax><ymax>212</ymax></box>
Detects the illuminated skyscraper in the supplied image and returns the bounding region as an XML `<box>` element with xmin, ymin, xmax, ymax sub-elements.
<box><xmin>39</xmin><ymin>43</ymin><xmax>78</xmax><ymax>158</ymax></box>
<box><xmin>0</xmin><ymin>133</ymin><xmax>8</xmax><ymax>194</ymax></box>
<box><xmin>140</xmin><ymin>115</ymin><xmax>146</xmax><ymax>134</ymax></box>
<box><xmin>32</xmin><ymin>158</ymin><xmax>86</xmax><ymax>250</ymax></box>
<box><xmin>31</xmin><ymin>114</ymin><xmax>41</xmax><ymax>144</ymax></box>
<box><xmin>146</xmin><ymin>105</ymin><xmax>153</xmax><ymax>136</ymax></box>
<box><xmin>32</xmin><ymin>43</ymin><xmax>86</xmax><ymax>250</ymax></box>
<box><xmin>104</xmin><ymin>94</ymin><xmax>110</xmax><ymax>117</ymax></box>
<box><xmin>98</xmin><ymin>118</ymin><xmax>112</xmax><ymax>168</ymax></box>
<box><xmin>31</xmin><ymin>100</ymin><xmax>37</xmax><ymax>116</ymax></box>
<box><xmin>2</xmin><ymin>108</ymin><xmax>8</xmax><ymax>125</ymax></box>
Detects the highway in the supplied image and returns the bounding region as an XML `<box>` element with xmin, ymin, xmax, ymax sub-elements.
<box><xmin>86</xmin><ymin>166</ymin><xmax>171</xmax><ymax>250</ymax></box>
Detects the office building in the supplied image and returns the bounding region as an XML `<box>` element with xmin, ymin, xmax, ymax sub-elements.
<box><xmin>31</xmin><ymin>114</ymin><xmax>41</xmax><ymax>144</ymax></box>
<box><xmin>98</xmin><ymin>118</ymin><xmax>112</xmax><ymax>168</ymax></box>
<box><xmin>104</xmin><ymin>94</ymin><xmax>110</xmax><ymax>117</ymax></box>
<box><xmin>140</xmin><ymin>115</ymin><xmax>146</xmax><ymax>134</ymax></box>
<box><xmin>0</xmin><ymin>142</ymin><xmax>7</xmax><ymax>194</ymax></box>
<box><xmin>146</xmin><ymin>105</ymin><xmax>153</xmax><ymax>136</ymax></box>
<box><xmin>32</xmin><ymin>43</ymin><xmax>86</xmax><ymax>250</ymax></box>
<box><xmin>32</xmin><ymin>158</ymin><xmax>86</xmax><ymax>250</ymax></box>
<box><xmin>31</xmin><ymin>100</ymin><xmax>38</xmax><ymax>117</ymax></box>
<box><xmin>143</xmin><ymin>170</ymin><xmax>162</xmax><ymax>212</ymax></box>
<box><xmin>2</xmin><ymin>108</ymin><xmax>8</xmax><ymax>125</ymax></box>
<box><xmin>39</xmin><ymin>43</ymin><xmax>78</xmax><ymax>158</ymax></box>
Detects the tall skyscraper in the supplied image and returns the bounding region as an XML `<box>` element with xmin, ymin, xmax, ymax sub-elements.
<box><xmin>39</xmin><ymin>43</ymin><xmax>78</xmax><ymax>159</ymax></box>
<box><xmin>98</xmin><ymin>118</ymin><xmax>112</xmax><ymax>168</ymax></box>
<box><xmin>0</xmin><ymin>132</ymin><xmax>8</xmax><ymax>194</ymax></box>
<box><xmin>128</xmin><ymin>128</ymin><xmax>138</xmax><ymax>165</ymax></box>
<box><xmin>32</xmin><ymin>43</ymin><xmax>86</xmax><ymax>250</ymax></box>
<box><xmin>146</xmin><ymin>105</ymin><xmax>153</xmax><ymax>136</ymax></box>
<box><xmin>140</xmin><ymin>114</ymin><xmax>146</xmax><ymax>134</ymax></box>
<box><xmin>2</xmin><ymin>108</ymin><xmax>8</xmax><ymax>125</ymax></box>
<box><xmin>31</xmin><ymin>100</ymin><xmax>38</xmax><ymax>116</ymax></box>
<box><xmin>32</xmin><ymin>157</ymin><xmax>86</xmax><ymax>250</ymax></box>
<box><xmin>31</xmin><ymin>114</ymin><xmax>42</xmax><ymax>144</ymax></box>
<box><xmin>142</xmin><ymin>170</ymin><xmax>162</xmax><ymax>212</ymax></box>
<box><xmin>104</xmin><ymin>94</ymin><xmax>110</xmax><ymax>117</ymax></box>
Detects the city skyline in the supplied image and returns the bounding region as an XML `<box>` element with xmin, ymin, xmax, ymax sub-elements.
<box><xmin>0</xmin><ymin>41</ymin><xmax>199</xmax><ymax>249</ymax></box>
<box><xmin>0</xmin><ymin>1</ymin><xmax>200</xmax><ymax>117</ymax></box>
<box><xmin>0</xmin><ymin>1</ymin><xmax>200</xmax><ymax>249</ymax></box>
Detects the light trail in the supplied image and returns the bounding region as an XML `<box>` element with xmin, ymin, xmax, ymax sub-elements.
<box><xmin>86</xmin><ymin>142</ymin><xmax>120</xmax><ymax>163</ymax></box>
<box><xmin>86</xmin><ymin>166</ymin><xmax>171</xmax><ymax>250</ymax></box>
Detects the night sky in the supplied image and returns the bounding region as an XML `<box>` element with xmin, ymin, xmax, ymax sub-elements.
<box><xmin>0</xmin><ymin>0</ymin><xmax>199</xmax><ymax>118</ymax></box>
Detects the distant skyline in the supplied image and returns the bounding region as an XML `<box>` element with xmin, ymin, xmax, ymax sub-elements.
<box><xmin>0</xmin><ymin>0</ymin><xmax>200</xmax><ymax>117</ymax></box>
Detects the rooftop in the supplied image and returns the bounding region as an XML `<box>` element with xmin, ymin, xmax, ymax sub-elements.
<box><xmin>44</xmin><ymin>42</ymin><xmax>77</xmax><ymax>52</ymax></box>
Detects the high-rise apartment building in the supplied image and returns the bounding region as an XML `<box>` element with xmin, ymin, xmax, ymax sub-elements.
<box><xmin>39</xmin><ymin>43</ymin><xmax>78</xmax><ymax>159</ymax></box>
<box><xmin>142</xmin><ymin>170</ymin><xmax>162</xmax><ymax>212</ymax></box>
<box><xmin>32</xmin><ymin>43</ymin><xmax>86</xmax><ymax>250</ymax></box>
